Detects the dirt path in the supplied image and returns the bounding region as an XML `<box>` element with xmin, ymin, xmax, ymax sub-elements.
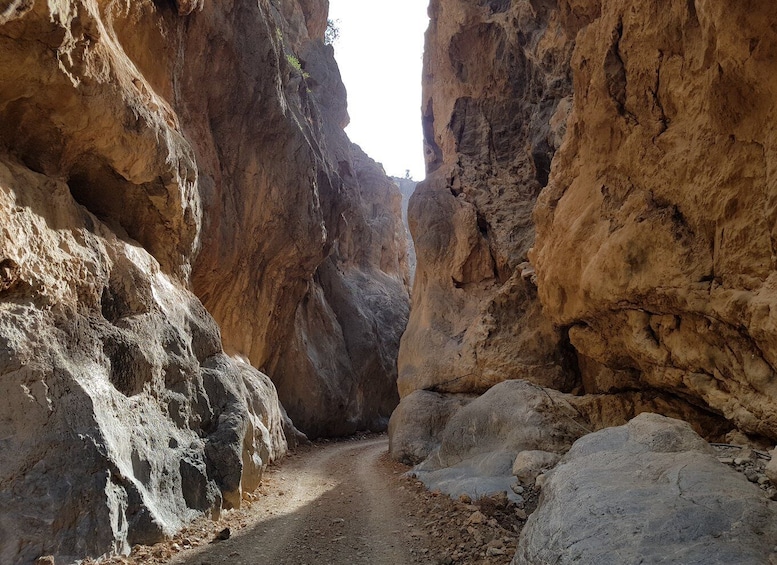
<box><xmin>104</xmin><ymin>435</ymin><xmax>525</xmax><ymax>565</ymax></box>
<box><xmin>169</xmin><ymin>437</ymin><xmax>421</xmax><ymax>565</ymax></box>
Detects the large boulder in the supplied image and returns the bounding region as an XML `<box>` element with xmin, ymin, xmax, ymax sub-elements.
<box><xmin>388</xmin><ymin>389</ymin><xmax>474</xmax><ymax>466</ymax></box>
<box><xmin>513</xmin><ymin>414</ymin><xmax>777</xmax><ymax>565</ymax></box>
<box><xmin>408</xmin><ymin>380</ymin><xmax>590</xmax><ymax>501</ymax></box>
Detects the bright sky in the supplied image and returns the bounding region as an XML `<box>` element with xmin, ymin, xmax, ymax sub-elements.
<box><xmin>328</xmin><ymin>0</ymin><xmax>429</xmax><ymax>181</ymax></box>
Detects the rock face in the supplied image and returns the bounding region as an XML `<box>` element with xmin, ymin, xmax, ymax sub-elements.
<box><xmin>513</xmin><ymin>414</ymin><xmax>777</xmax><ymax>565</ymax></box>
<box><xmin>177</xmin><ymin>0</ymin><xmax>409</xmax><ymax>437</ymax></box>
<box><xmin>395</xmin><ymin>0</ymin><xmax>777</xmax><ymax>474</ymax></box>
<box><xmin>391</xmin><ymin>176</ymin><xmax>418</xmax><ymax>282</ymax></box>
<box><xmin>272</xmin><ymin>145</ymin><xmax>410</xmax><ymax>438</ymax></box>
<box><xmin>397</xmin><ymin>0</ymin><xmax>579</xmax><ymax>401</ymax></box>
<box><xmin>531</xmin><ymin>0</ymin><xmax>777</xmax><ymax>442</ymax></box>
<box><xmin>396</xmin><ymin>1</ymin><xmax>777</xmax><ymax>563</ymax></box>
<box><xmin>0</xmin><ymin>159</ymin><xmax>287</xmax><ymax>563</ymax></box>
<box><xmin>388</xmin><ymin>389</ymin><xmax>474</xmax><ymax>466</ymax></box>
<box><xmin>394</xmin><ymin>377</ymin><xmax>733</xmax><ymax>502</ymax></box>
<box><xmin>0</xmin><ymin>0</ymin><xmax>407</xmax><ymax>560</ymax></box>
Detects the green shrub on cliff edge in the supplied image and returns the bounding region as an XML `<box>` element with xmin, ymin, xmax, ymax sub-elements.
<box><xmin>325</xmin><ymin>18</ymin><xmax>340</xmax><ymax>45</ymax></box>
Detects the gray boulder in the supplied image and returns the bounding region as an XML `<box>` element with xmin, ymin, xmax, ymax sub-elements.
<box><xmin>511</xmin><ymin>450</ymin><xmax>561</xmax><ymax>485</ymax></box>
<box><xmin>513</xmin><ymin>413</ymin><xmax>777</xmax><ymax>565</ymax></box>
<box><xmin>410</xmin><ymin>380</ymin><xmax>589</xmax><ymax>501</ymax></box>
<box><xmin>388</xmin><ymin>389</ymin><xmax>474</xmax><ymax>465</ymax></box>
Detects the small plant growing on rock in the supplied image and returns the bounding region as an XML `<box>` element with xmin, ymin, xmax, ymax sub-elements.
<box><xmin>285</xmin><ymin>54</ymin><xmax>310</xmax><ymax>78</ymax></box>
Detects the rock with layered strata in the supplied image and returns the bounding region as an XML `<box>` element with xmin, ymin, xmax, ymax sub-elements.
<box><xmin>513</xmin><ymin>414</ymin><xmax>777</xmax><ymax>565</ymax></box>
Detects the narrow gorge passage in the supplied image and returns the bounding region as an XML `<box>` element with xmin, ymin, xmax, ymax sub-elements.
<box><xmin>169</xmin><ymin>438</ymin><xmax>423</xmax><ymax>565</ymax></box>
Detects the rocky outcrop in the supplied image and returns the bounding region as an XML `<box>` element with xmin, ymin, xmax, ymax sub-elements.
<box><xmin>0</xmin><ymin>159</ymin><xmax>287</xmax><ymax>563</ymax></box>
<box><xmin>514</xmin><ymin>414</ymin><xmax>777</xmax><ymax>564</ymax></box>
<box><xmin>177</xmin><ymin>0</ymin><xmax>408</xmax><ymax>437</ymax></box>
<box><xmin>398</xmin><ymin>0</ymin><xmax>578</xmax><ymax>401</ymax></box>
<box><xmin>396</xmin><ymin>0</ymin><xmax>777</xmax><ymax>563</ymax></box>
<box><xmin>531</xmin><ymin>0</ymin><xmax>777</xmax><ymax>443</ymax></box>
<box><xmin>392</xmin><ymin>0</ymin><xmax>740</xmax><ymax>472</ymax></box>
<box><xmin>389</xmin><ymin>389</ymin><xmax>474</xmax><ymax>466</ymax></box>
<box><xmin>393</xmin><ymin>377</ymin><xmax>733</xmax><ymax>502</ymax></box>
<box><xmin>0</xmin><ymin>0</ymin><xmax>407</xmax><ymax>560</ymax></box>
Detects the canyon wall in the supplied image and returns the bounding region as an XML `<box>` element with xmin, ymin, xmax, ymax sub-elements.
<box><xmin>184</xmin><ymin>0</ymin><xmax>409</xmax><ymax>438</ymax></box>
<box><xmin>397</xmin><ymin>0</ymin><xmax>578</xmax><ymax>403</ymax></box>
<box><xmin>272</xmin><ymin>145</ymin><xmax>410</xmax><ymax>438</ymax></box>
<box><xmin>396</xmin><ymin>3</ymin><xmax>777</xmax><ymax>560</ymax></box>
<box><xmin>0</xmin><ymin>0</ymin><xmax>407</xmax><ymax>560</ymax></box>
<box><xmin>392</xmin><ymin>176</ymin><xmax>418</xmax><ymax>282</ymax></box>
<box><xmin>532</xmin><ymin>0</ymin><xmax>777</xmax><ymax>442</ymax></box>
<box><xmin>395</xmin><ymin>0</ymin><xmax>777</xmax><ymax>457</ymax></box>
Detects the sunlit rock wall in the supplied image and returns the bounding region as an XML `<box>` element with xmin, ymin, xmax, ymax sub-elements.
<box><xmin>532</xmin><ymin>0</ymin><xmax>777</xmax><ymax>442</ymax></box>
<box><xmin>397</xmin><ymin>0</ymin><xmax>579</xmax><ymax>402</ymax></box>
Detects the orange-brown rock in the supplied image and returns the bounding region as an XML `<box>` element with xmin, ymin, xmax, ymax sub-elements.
<box><xmin>398</xmin><ymin>0</ymin><xmax>579</xmax><ymax>400</ymax></box>
<box><xmin>393</xmin><ymin>0</ymin><xmax>773</xmax><ymax>457</ymax></box>
<box><xmin>532</xmin><ymin>0</ymin><xmax>777</xmax><ymax>441</ymax></box>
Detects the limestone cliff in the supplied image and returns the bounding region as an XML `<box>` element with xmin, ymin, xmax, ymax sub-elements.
<box><xmin>176</xmin><ymin>0</ymin><xmax>409</xmax><ymax>437</ymax></box>
<box><xmin>394</xmin><ymin>4</ymin><xmax>777</xmax><ymax>561</ymax></box>
<box><xmin>0</xmin><ymin>0</ymin><xmax>407</xmax><ymax>560</ymax></box>
<box><xmin>397</xmin><ymin>0</ymin><xmax>579</xmax><ymax>402</ymax></box>
<box><xmin>532</xmin><ymin>0</ymin><xmax>777</xmax><ymax>442</ymax></box>
<box><xmin>394</xmin><ymin>0</ymin><xmax>772</xmax><ymax>456</ymax></box>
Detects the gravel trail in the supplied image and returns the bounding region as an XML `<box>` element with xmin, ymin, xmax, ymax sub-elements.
<box><xmin>102</xmin><ymin>435</ymin><xmax>523</xmax><ymax>565</ymax></box>
<box><xmin>169</xmin><ymin>437</ymin><xmax>421</xmax><ymax>565</ymax></box>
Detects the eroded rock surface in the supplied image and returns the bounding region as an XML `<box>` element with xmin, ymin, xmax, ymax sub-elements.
<box><xmin>0</xmin><ymin>0</ymin><xmax>407</xmax><ymax>560</ymax></box>
<box><xmin>513</xmin><ymin>414</ymin><xmax>777</xmax><ymax>565</ymax></box>
<box><xmin>408</xmin><ymin>380</ymin><xmax>589</xmax><ymax>502</ymax></box>
<box><xmin>179</xmin><ymin>0</ymin><xmax>409</xmax><ymax>438</ymax></box>
<box><xmin>0</xmin><ymin>160</ymin><xmax>287</xmax><ymax>563</ymax></box>
<box><xmin>532</xmin><ymin>0</ymin><xmax>777</xmax><ymax>441</ymax></box>
<box><xmin>397</xmin><ymin>0</ymin><xmax>578</xmax><ymax>401</ymax></box>
<box><xmin>272</xmin><ymin>145</ymin><xmax>410</xmax><ymax>438</ymax></box>
<box><xmin>392</xmin><ymin>0</ymin><xmax>743</xmax><ymax>498</ymax></box>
